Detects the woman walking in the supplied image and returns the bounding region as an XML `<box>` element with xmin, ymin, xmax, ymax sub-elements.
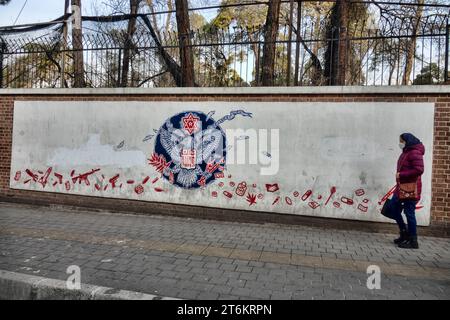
<box><xmin>391</xmin><ymin>133</ymin><xmax>425</xmax><ymax>249</ymax></box>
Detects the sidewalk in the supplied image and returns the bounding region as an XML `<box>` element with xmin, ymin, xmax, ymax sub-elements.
<box><xmin>0</xmin><ymin>201</ymin><xmax>449</xmax><ymax>300</ymax></box>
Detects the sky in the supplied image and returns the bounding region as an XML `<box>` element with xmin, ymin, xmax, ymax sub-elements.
<box><xmin>0</xmin><ymin>0</ymin><xmax>219</xmax><ymax>27</ymax></box>
<box><xmin>0</xmin><ymin>0</ymin><xmax>98</xmax><ymax>27</ymax></box>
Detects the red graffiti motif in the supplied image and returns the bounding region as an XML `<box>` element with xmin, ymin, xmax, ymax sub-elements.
<box><xmin>355</xmin><ymin>189</ymin><xmax>365</xmax><ymax>197</ymax></box>
<box><xmin>318</xmin><ymin>195</ymin><xmax>322</xmax><ymax>200</ymax></box>
<box><xmin>324</xmin><ymin>186</ymin><xmax>337</xmax><ymax>206</ymax></box>
<box><xmin>252</xmin><ymin>184</ymin><xmax>257</xmax><ymax>188</ymax></box>
<box><xmin>103</xmin><ymin>185</ymin><xmax>108</xmax><ymax>191</ymax></box>
<box><xmin>378</xmin><ymin>185</ymin><xmax>396</xmax><ymax>205</ymax></box>
<box><xmin>72</xmin><ymin>169</ymin><xmax>100</xmax><ymax>186</ymax></box>
<box><xmin>134</xmin><ymin>185</ymin><xmax>144</xmax><ymax>194</ymax></box>
<box><xmin>142</xmin><ymin>176</ymin><xmax>150</xmax><ymax>184</ymax></box>
<box><xmin>301</xmin><ymin>190</ymin><xmax>312</xmax><ymax>201</ymax></box>
<box><xmin>229</xmin><ymin>182</ymin><xmax>235</xmax><ymax>187</ymax></box>
<box><xmin>169</xmin><ymin>172</ymin><xmax>175</xmax><ymax>184</ymax></box>
<box><xmin>127</xmin><ymin>180</ymin><xmax>135</xmax><ymax>184</ymax></box>
<box><xmin>154</xmin><ymin>187</ymin><xmax>164</xmax><ymax>192</ymax></box>
<box><xmin>152</xmin><ymin>177</ymin><xmax>159</xmax><ymax>184</ymax></box>
<box><xmin>257</xmin><ymin>193</ymin><xmax>264</xmax><ymax>199</ymax></box>
<box><xmin>214</xmin><ymin>172</ymin><xmax>224</xmax><ymax>179</ymax></box>
<box><xmin>357</xmin><ymin>204</ymin><xmax>368</xmax><ymax>212</ymax></box>
<box><xmin>38</xmin><ymin>167</ymin><xmax>52</xmax><ymax>188</ymax></box>
<box><xmin>148</xmin><ymin>153</ymin><xmax>171</xmax><ymax>173</ymax></box>
<box><xmin>266</xmin><ymin>183</ymin><xmax>279</xmax><ymax>193</ymax></box>
<box><xmin>218</xmin><ymin>182</ymin><xmax>224</xmax><ymax>187</ymax></box>
<box><xmin>333</xmin><ymin>201</ymin><xmax>341</xmax><ymax>208</ymax></box>
<box><xmin>70</xmin><ymin>170</ymin><xmax>75</xmax><ymax>177</ymax></box>
<box><xmin>272</xmin><ymin>196</ymin><xmax>281</xmax><ymax>205</ymax></box>
<box><xmin>211</xmin><ymin>191</ymin><xmax>218</xmax><ymax>198</ymax></box>
<box><xmin>363</xmin><ymin>199</ymin><xmax>369</xmax><ymax>204</ymax></box>
<box><xmin>108</xmin><ymin>174</ymin><xmax>120</xmax><ymax>188</ymax></box>
<box><xmin>181</xmin><ymin>149</ymin><xmax>196</xmax><ymax>169</ymax></box>
<box><xmin>235</xmin><ymin>182</ymin><xmax>247</xmax><ymax>196</ymax></box>
<box><xmin>293</xmin><ymin>191</ymin><xmax>299</xmax><ymax>198</ymax></box>
<box><xmin>308</xmin><ymin>201</ymin><xmax>320</xmax><ymax>209</ymax></box>
<box><xmin>65</xmin><ymin>181</ymin><xmax>71</xmax><ymax>191</ymax></box>
<box><xmin>53</xmin><ymin>173</ymin><xmax>63</xmax><ymax>184</ymax></box>
<box><xmin>223</xmin><ymin>191</ymin><xmax>233</xmax><ymax>199</ymax></box>
<box><xmin>206</xmin><ymin>158</ymin><xmax>224</xmax><ymax>173</ymax></box>
<box><xmin>285</xmin><ymin>197</ymin><xmax>293</xmax><ymax>206</ymax></box>
<box><xmin>25</xmin><ymin>169</ymin><xmax>38</xmax><ymax>182</ymax></box>
<box><xmin>95</xmin><ymin>184</ymin><xmax>101</xmax><ymax>191</ymax></box>
<box><xmin>198</xmin><ymin>176</ymin><xmax>206</xmax><ymax>187</ymax></box>
<box><xmin>246</xmin><ymin>193</ymin><xmax>257</xmax><ymax>206</ymax></box>
<box><xmin>341</xmin><ymin>197</ymin><xmax>354</xmax><ymax>205</ymax></box>
<box><xmin>416</xmin><ymin>204</ymin><xmax>424</xmax><ymax>210</ymax></box>
<box><xmin>182</xmin><ymin>113</ymin><xmax>200</xmax><ymax>135</ymax></box>
<box><xmin>14</xmin><ymin>171</ymin><xmax>21</xmax><ymax>181</ymax></box>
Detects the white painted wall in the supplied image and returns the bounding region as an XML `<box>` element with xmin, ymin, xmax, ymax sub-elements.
<box><xmin>10</xmin><ymin>100</ymin><xmax>434</xmax><ymax>225</ymax></box>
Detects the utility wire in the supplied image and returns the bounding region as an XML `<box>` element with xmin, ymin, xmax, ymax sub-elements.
<box><xmin>13</xmin><ymin>0</ymin><xmax>28</xmax><ymax>26</ymax></box>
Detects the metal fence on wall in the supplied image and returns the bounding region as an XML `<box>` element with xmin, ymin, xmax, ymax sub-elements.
<box><xmin>0</xmin><ymin>8</ymin><xmax>449</xmax><ymax>88</ymax></box>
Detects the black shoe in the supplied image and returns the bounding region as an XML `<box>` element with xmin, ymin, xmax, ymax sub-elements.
<box><xmin>394</xmin><ymin>230</ymin><xmax>409</xmax><ymax>245</ymax></box>
<box><xmin>398</xmin><ymin>236</ymin><xmax>419</xmax><ymax>249</ymax></box>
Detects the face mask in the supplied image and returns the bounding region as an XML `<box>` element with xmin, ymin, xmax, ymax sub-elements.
<box><xmin>399</xmin><ymin>142</ymin><xmax>406</xmax><ymax>150</ymax></box>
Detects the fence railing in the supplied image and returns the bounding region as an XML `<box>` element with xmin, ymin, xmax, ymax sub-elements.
<box><xmin>1</xmin><ymin>15</ymin><xmax>449</xmax><ymax>88</ymax></box>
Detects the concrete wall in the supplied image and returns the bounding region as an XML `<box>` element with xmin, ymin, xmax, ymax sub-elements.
<box><xmin>1</xmin><ymin>86</ymin><xmax>449</xmax><ymax>234</ymax></box>
<box><xmin>9</xmin><ymin>99</ymin><xmax>435</xmax><ymax>225</ymax></box>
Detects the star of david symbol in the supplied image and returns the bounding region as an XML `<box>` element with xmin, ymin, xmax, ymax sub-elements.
<box><xmin>182</xmin><ymin>113</ymin><xmax>200</xmax><ymax>135</ymax></box>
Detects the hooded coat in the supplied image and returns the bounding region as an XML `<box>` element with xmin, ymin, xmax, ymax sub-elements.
<box><xmin>394</xmin><ymin>133</ymin><xmax>425</xmax><ymax>201</ymax></box>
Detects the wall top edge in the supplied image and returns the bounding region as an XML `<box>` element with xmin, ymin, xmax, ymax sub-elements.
<box><xmin>0</xmin><ymin>85</ymin><xmax>449</xmax><ymax>96</ymax></box>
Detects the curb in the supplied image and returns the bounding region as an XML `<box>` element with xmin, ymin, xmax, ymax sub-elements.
<box><xmin>0</xmin><ymin>270</ymin><xmax>180</xmax><ymax>300</ymax></box>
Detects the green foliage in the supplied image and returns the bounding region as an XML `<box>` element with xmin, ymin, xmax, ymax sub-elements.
<box><xmin>413</xmin><ymin>63</ymin><xmax>442</xmax><ymax>85</ymax></box>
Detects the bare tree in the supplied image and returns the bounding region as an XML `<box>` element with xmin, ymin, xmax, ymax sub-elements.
<box><xmin>175</xmin><ymin>0</ymin><xmax>195</xmax><ymax>86</ymax></box>
<box><xmin>261</xmin><ymin>0</ymin><xmax>281</xmax><ymax>86</ymax></box>
<box><xmin>71</xmin><ymin>0</ymin><xmax>85</xmax><ymax>87</ymax></box>
<box><xmin>324</xmin><ymin>0</ymin><xmax>349</xmax><ymax>85</ymax></box>
<box><xmin>120</xmin><ymin>0</ymin><xmax>140</xmax><ymax>87</ymax></box>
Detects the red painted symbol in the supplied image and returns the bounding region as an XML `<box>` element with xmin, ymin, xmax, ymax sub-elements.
<box><xmin>181</xmin><ymin>149</ymin><xmax>196</xmax><ymax>169</ymax></box>
<box><xmin>272</xmin><ymin>196</ymin><xmax>281</xmax><ymax>205</ymax></box>
<box><xmin>95</xmin><ymin>184</ymin><xmax>101</xmax><ymax>191</ymax></box>
<box><xmin>257</xmin><ymin>193</ymin><xmax>264</xmax><ymax>200</ymax></box>
<box><xmin>301</xmin><ymin>190</ymin><xmax>312</xmax><ymax>201</ymax></box>
<box><xmin>285</xmin><ymin>197</ymin><xmax>293</xmax><ymax>206</ymax></box>
<box><xmin>182</xmin><ymin>113</ymin><xmax>200</xmax><ymax>135</ymax></box>
<box><xmin>333</xmin><ymin>201</ymin><xmax>341</xmax><ymax>208</ymax></box>
<box><xmin>378</xmin><ymin>185</ymin><xmax>396</xmax><ymax>205</ymax></box>
<box><xmin>416</xmin><ymin>204</ymin><xmax>424</xmax><ymax>210</ymax></box>
<box><xmin>134</xmin><ymin>185</ymin><xmax>144</xmax><ymax>194</ymax></box>
<box><xmin>72</xmin><ymin>168</ymin><xmax>101</xmax><ymax>186</ymax></box>
<box><xmin>108</xmin><ymin>174</ymin><xmax>120</xmax><ymax>188</ymax></box>
<box><xmin>152</xmin><ymin>177</ymin><xmax>159</xmax><ymax>184</ymax></box>
<box><xmin>38</xmin><ymin>167</ymin><xmax>52</xmax><ymax>188</ymax></box>
<box><xmin>127</xmin><ymin>180</ymin><xmax>135</xmax><ymax>184</ymax></box>
<box><xmin>246</xmin><ymin>193</ymin><xmax>257</xmax><ymax>206</ymax></box>
<box><xmin>362</xmin><ymin>199</ymin><xmax>369</xmax><ymax>204</ymax></box>
<box><xmin>154</xmin><ymin>187</ymin><xmax>164</xmax><ymax>192</ymax></box>
<box><xmin>357</xmin><ymin>204</ymin><xmax>368</xmax><ymax>212</ymax></box>
<box><xmin>218</xmin><ymin>182</ymin><xmax>224</xmax><ymax>187</ymax></box>
<box><xmin>229</xmin><ymin>181</ymin><xmax>235</xmax><ymax>187</ymax></box>
<box><xmin>341</xmin><ymin>197</ymin><xmax>354</xmax><ymax>205</ymax></box>
<box><xmin>293</xmin><ymin>191</ymin><xmax>299</xmax><ymax>198</ymax></box>
<box><xmin>266</xmin><ymin>183</ymin><xmax>279</xmax><ymax>193</ymax></box>
<box><xmin>54</xmin><ymin>173</ymin><xmax>63</xmax><ymax>185</ymax></box>
<box><xmin>223</xmin><ymin>191</ymin><xmax>232</xmax><ymax>199</ymax></box>
<box><xmin>14</xmin><ymin>171</ymin><xmax>21</xmax><ymax>181</ymax></box>
<box><xmin>25</xmin><ymin>169</ymin><xmax>38</xmax><ymax>182</ymax></box>
<box><xmin>308</xmin><ymin>201</ymin><xmax>320</xmax><ymax>209</ymax></box>
<box><xmin>235</xmin><ymin>182</ymin><xmax>247</xmax><ymax>197</ymax></box>
<box><xmin>169</xmin><ymin>172</ymin><xmax>175</xmax><ymax>184</ymax></box>
<box><xmin>355</xmin><ymin>189</ymin><xmax>365</xmax><ymax>197</ymax></box>
<box><xmin>65</xmin><ymin>181</ymin><xmax>71</xmax><ymax>191</ymax></box>
<box><xmin>148</xmin><ymin>153</ymin><xmax>171</xmax><ymax>174</ymax></box>
<box><xmin>324</xmin><ymin>186</ymin><xmax>337</xmax><ymax>206</ymax></box>
<box><xmin>212</xmin><ymin>191</ymin><xmax>218</xmax><ymax>198</ymax></box>
<box><xmin>198</xmin><ymin>176</ymin><xmax>206</xmax><ymax>187</ymax></box>
<box><xmin>142</xmin><ymin>176</ymin><xmax>150</xmax><ymax>184</ymax></box>
<box><xmin>318</xmin><ymin>195</ymin><xmax>322</xmax><ymax>200</ymax></box>
<box><xmin>214</xmin><ymin>172</ymin><xmax>224</xmax><ymax>179</ymax></box>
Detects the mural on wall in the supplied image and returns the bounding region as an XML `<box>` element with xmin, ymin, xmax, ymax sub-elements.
<box><xmin>9</xmin><ymin>101</ymin><xmax>434</xmax><ymax>226</ymax></box>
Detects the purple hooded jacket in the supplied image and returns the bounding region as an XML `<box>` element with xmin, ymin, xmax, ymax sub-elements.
<box><xmin>394</xmin><ymin>133</ymin><xmax>425</xmax><ymax>201</ymax></box>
